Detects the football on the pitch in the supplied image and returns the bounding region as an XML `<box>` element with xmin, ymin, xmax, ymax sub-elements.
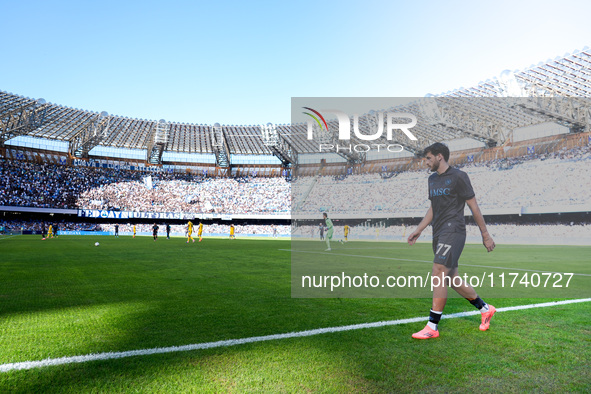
<box><xmin>95</xmin><ymin>242</ymin><xmax>100</xmax><ymax>246</ymax></box>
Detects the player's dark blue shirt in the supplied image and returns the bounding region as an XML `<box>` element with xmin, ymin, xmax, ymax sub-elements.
<box><xmin>428</xmin><ymin>167</ymin><xmax>475</xmax><ymax>236</ymax></box>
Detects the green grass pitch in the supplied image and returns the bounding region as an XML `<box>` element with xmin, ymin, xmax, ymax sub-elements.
<box><xmin>0</xmin><ymin>235</ymin><xmax>589</xmax><ymax>392</ymax></box>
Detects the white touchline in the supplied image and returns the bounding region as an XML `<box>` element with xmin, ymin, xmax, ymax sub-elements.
<box><xmin>281</xmin><ymin>249</ymin><xmax>591</xmax><ymax>277</ymax></box>
<box><xmin>1</xmin><ymin>298</ymin><xmax>590</xmax><ymax>373</ymax></box>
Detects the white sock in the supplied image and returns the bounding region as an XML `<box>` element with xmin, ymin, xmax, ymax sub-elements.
<box><xmin>479</xmin><ymin>303</ymin><xmax>489</xmax><ymax>313</ymax></box>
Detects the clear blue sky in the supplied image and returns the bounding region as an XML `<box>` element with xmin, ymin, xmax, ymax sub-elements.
<box><xmin>1</xmin><ymin>0</ymin><xmax>589</xmax><ymax>126</ymax></box>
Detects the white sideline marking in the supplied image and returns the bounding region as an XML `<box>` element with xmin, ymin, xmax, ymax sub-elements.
<box><xmin>1</xmin><ymin>298</ymin><xmax>590</xmax><ymax>373</ymax></box>
<box><xmin>282</xmin><ymin>249</ymin><xmax>591</xmax><ymax>277</ymax></box>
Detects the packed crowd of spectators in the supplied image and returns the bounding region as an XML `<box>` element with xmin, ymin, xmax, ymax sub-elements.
<box><xmin>4</xmin><ymin>218</ymin><xmax>588</xmax><ymax>241</ymax></box>
<box><xmin>293</xmin><ymin>222</ymin><xmax>591</xmax><ymax>242</ymax></box>
<box><xmin>461</xmin><ymin>145</ymin><xmax>591</xmax><ymax>210</ymax></box>
<box><xmin>0</xmin><ymin>158</ymin><xmax>290</xmax><ymax>214</ymax></box>
<box><xmin>295</xmin><ymin>145</ymin><xmax>591</xmax><ymax>214</ymax></box>
<box><xmin>0</xmin><ymin>220</ymin><xmax>101</xmax><ymax>232</ymax></box>
<box><xmin>0</xmin><ymin>219</ymin><xmax>289</xmax><ymax>236</ymax></box>
<box><xmin>1</xmin><ymin>144</ymin><xmax>589</xmax><ymax>216</ymax></box>
<box><xmin>77</xmin><ymin>177</ymin><xmax>290</xmax><ymax>214</ymax></box>
<box><xmin>0</xmin><ymin>159</ymin><xmax>145</xmax><ymax>209</ymax></box>
<box><xmin>99</xmin><ymin>223</ymin><xmax>289</xmax><ymax>236</ymax></box>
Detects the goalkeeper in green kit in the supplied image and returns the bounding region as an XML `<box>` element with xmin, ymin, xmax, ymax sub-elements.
<box><xmin>323</xmin><ymin>212</ymin><xmax>333</xmax><ymax>251</ymax></box>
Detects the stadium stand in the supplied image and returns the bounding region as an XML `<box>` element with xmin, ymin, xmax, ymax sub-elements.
<box><xmin>1</xmin><ymin>50</ymin><xmax>590</xmax><ymax>239</ymax></box>
<box><xmin>1</xmin><ymin>137</ymin><xmax>588</xmax><ymax>216</ymax></box>
<box><xmin>295</xmin><ymin>142</ymin><xmax>591</xmax><ymax>215</ymax></box>
<box><xmin>2</xmin><ymin>50</ymin><xmax>591</xmax><ymax>161</ymax></box>
<box><xmin>0</xmin><ymin>158</ymin><xmax>289</xmax><ymax>214</ymax></box>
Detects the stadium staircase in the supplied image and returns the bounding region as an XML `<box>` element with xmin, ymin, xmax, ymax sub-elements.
<box><xmin>294</xmin><ymin>172</ymin><xmax>321</xmax><ymax>212</ymax></box>
<box><xmin>147</xmin><ymin>120</ymin><xmax>170</xmax><ymax>165</ymax></box>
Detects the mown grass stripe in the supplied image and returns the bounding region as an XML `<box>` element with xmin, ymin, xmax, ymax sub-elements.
<box><xmin>1</xmin><ymin>298</ymin><xmax>590</xmax><ymax>373</ymax></box>
<box><xmin>283</xmin><ymin>249</ymin><xmax>591</xmax><ymax>276</ymax></box>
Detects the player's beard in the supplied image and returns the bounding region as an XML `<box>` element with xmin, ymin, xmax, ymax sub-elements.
<box><xmin>429</xmin><ymin>159</ymin><xmax>439</xmax><ymax>172</ymax></box>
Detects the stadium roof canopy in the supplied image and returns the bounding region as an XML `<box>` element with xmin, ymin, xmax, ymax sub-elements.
<box><xmin>1</xmin><ymin>48</ymin><xmax>591</xmax><ymax>164</ymax></box>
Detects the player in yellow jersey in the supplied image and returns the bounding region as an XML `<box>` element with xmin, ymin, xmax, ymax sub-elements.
<box><xmin>198</xmin><ymin>221</ymin><xmax>203</xmax><ymax>242</ymax></box>
<box><xmin>343</xmin><ymin>224</ymin><xmax>350</xmax><ymax>242</ymax></box>
<box><xmin>133</xmin><ymin>225</ymin><xmax>136</xmax><ymax>238</ymax></box>
<box><xmin>187</xmin><ymin>220</ymin><xmax>195</xmax><ymax>243</ymax></box>
<box><xmin>229</xmin><ymin>224</ymin><xmax>235</xmax><ymax>240</ymax></box>
<box><xmin>47</xmin><ymin>224</ymin><xmax>53</xmax><ymax>239</ymax></box>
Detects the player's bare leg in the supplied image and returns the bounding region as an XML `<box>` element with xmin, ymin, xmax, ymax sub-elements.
<box><xmin>414</xmin><ymin>263</ymin><xmax>461</xmax><ymax>339</ymax></box>
<box><xmin>448</xmin><ymin>268</ymin><xmax>496</xmax><ymax>331</ymax></box>
<box><xmin>413</xmin><ymin>263</ymin><xmax>448</xmax><ymax>339</ymax></box>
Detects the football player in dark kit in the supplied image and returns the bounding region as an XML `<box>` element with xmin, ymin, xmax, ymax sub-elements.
<box><xmin>407</xmin><ymin>143</ymin><xmax>496</xmax><ymax>339</ymax></box>
<box><xmin>152</xmin><ymin>223</ymin><xmax>159</xmax><ymax>241</ymax></box>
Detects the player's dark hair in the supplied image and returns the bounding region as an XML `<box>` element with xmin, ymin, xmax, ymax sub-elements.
<box><xmin>323</xmin><ymin>212</ymin><xmax>328</xmax><ymax>218</ymax></box>
<box><xmin>423</xmin><ymin>142</ymin><xmax>450</xmax><ymax>162</ymax></box>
